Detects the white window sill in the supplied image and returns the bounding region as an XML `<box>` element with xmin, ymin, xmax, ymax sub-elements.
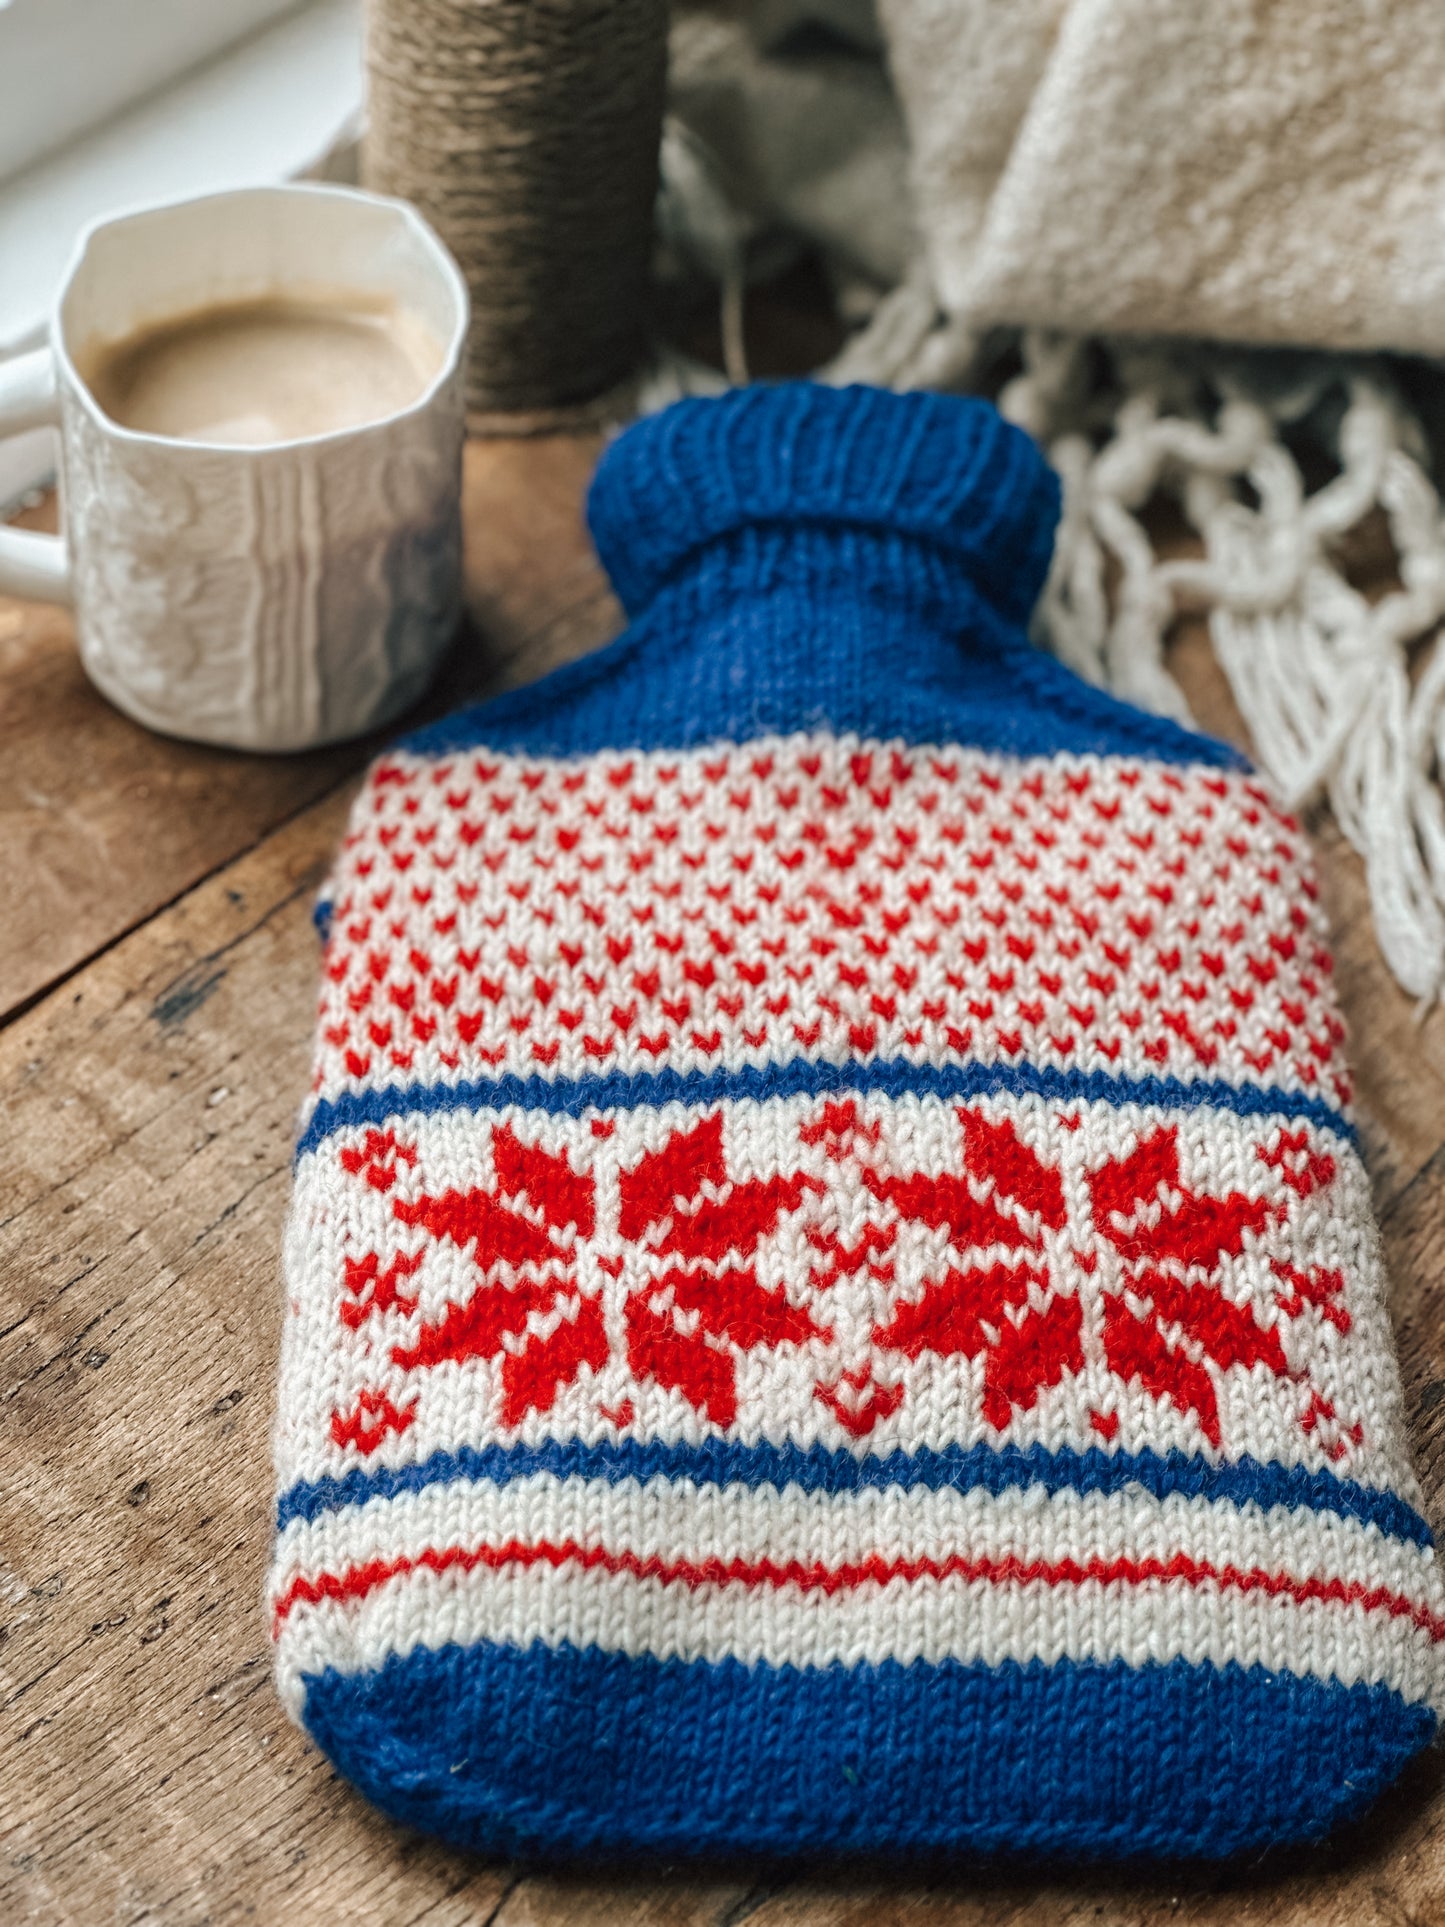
<box><xmin>0</xmin><ymin>0</ymin><xmax>362</xmax><ymax>510</ymax></box>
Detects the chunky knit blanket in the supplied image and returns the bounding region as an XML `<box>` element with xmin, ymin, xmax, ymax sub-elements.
<box><xmin>269</xmin><ymin>384</ymin><xmax>1445</xmax><ymax>1860</ymax></box>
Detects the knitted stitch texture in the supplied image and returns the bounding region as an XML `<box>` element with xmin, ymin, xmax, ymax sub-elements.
<box><xmin>270</xmin><ymin>382</ymin><xmax>1445</xmax><ymax>1863</ymax></box>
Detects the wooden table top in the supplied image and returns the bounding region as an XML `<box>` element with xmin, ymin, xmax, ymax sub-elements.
<box><xmin>5</xmin><ymin>430</ymin><xmax>1445</xmax><ymax>1927</ymax></box>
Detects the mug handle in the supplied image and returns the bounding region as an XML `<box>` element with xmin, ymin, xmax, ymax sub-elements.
<box><xmin>0</xmin><ymin>349</ymin><xmax>70</xmax><ymax>604</ymax></box>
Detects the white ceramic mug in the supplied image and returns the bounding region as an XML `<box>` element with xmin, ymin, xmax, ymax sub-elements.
<box><xmin>0</xmin><ymin>184</ymin><xmax>468</xmax><ymax>751</ymax></box>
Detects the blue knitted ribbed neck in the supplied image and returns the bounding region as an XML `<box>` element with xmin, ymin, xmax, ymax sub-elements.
<box><xmin>401</xmin><ymin>382</ymin><xmax>1245</xmax><ymax>772</ymax></box>
<box><xmin>588</xmin><ymin>381</ymin><xmax>1061</xmax><ymax>632</ymax></box>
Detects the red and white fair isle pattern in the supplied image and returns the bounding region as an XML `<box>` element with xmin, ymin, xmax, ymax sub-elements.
<box><xmin>272</xmin><ymin>1088</ymin><xmax>1445</xmax><ymax>1716</ymax></box>
<box><xmin>275</xmin><ymin>734</ymin><xmax>1445</xmax><ymax>1724</ymax></box>
<box><xmin>277</xmin><ymin>1092</ymin><xmax>1405</xmax><ymax>1485</ymax></box>
<box><xmin>305</xmin><ymin>735</ymin><xmax>1350</xmax><ymax>1110</ymax></box>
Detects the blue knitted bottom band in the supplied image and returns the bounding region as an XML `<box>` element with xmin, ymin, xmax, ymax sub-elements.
<box><xmin>301</xmin><ymin>1643</ymin><xmax>1434</xmax><ymax>1862</ymax></box>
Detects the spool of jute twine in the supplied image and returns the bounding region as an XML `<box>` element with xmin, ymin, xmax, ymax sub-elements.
<box><xmin>363</xmin><ymin>0</ymin><xmax>668</xmax><ymax>424</ymax></box>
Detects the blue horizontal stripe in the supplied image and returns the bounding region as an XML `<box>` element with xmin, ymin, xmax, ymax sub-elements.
<box><xmin>296</xmin><ymin>1055</ymin><xmax>1355</xmax><ymax>1162</ymax></box>
<box><xmin>276</xmin><ymin>1434</ymin><xmax>1432</xmax><ymax>1548</ymax></box>
<box><xmin>302</xmin><ymin>1642</ymin><xmax>1433</xmax><ymax>1860</ymax></box>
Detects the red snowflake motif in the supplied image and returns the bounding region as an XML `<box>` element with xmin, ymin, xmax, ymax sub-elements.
<box><xmin>1088</xmin><ymin>1127</ymin><xmax>1282</xmax><ymax>1447</ymax></box>
<box><xmin>868</xmin><ymin>1109</ymin><xmax>1334</xmax><ymax>1450</ymax></box>
<box><xmin>618</xmin><ymin>1115</ymin><xmax>823</xmax><ymax>1427</ymax></box>
<box><xmin>337</xmin><ymin>1115</ymin><xmax>821</xmax><ymax>1436</ymax></box>
<box><xmin>868</xmin><ymin>1111</ymin><xmax>1078</xmax><ymax>1429</ymax></box>
<box><xmin>388</xmin><ymin>1124</ymin><xmax>605</xmax><ymax>1427</ymax></box>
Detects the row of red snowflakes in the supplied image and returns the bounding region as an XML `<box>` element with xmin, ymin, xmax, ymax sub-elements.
<box><xmin>325</xmin><ymin>1103</ymin><xmax>1358</xmax><ymax>1464</ymax></box>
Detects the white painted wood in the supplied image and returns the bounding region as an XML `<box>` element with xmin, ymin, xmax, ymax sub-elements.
<box><xmin>0</xmin><ymin>0</ymin><xmax>362</xmax><ymax>354</ymax></box>
<box><xmin>0</xmin><ymin>0</ymin><xmax>304</xmax><ymax>186</ymax></box>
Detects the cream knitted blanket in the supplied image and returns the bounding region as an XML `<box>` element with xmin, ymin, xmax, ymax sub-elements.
<box><xmin>889</xmin><ymin>0</ymin><xmax>1445</xmax><ymax>356</ymax></box>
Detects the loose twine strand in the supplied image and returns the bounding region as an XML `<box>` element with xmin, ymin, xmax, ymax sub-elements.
<box><xmin>363</xmin><ymin>0</ymin><xmax>668</xmax><ymax>417</ymax></box>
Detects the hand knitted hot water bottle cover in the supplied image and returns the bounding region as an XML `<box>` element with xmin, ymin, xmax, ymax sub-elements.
<box><xmin>269</xmin><ymin>383</ymin><xmax>1445</xmax><ymax>1862</ymax></box>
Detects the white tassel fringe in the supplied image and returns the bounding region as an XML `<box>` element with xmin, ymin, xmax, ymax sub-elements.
<box><xmin>995</xmin><ymin>334</ymin><xmax>1445</xmax><ymax>1006</ymax></box>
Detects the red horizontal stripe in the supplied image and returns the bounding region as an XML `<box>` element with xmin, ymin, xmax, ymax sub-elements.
<box><xmin>272</xmin><ymin>1537</ymin><xmax>1445</xmax><ymax>1644</ymax></box>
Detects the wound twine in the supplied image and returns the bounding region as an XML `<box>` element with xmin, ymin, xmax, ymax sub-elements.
<box><xmin>363</xmin><ymin>0</ymin><xmax>668</xmax><ymax>420</ymax></box>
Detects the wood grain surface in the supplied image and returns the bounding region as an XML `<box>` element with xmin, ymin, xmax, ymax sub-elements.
<box><xmin>5</xmin><ymin>434</ymin><xmax>1445</xmax><ymax>1927</ymax></box>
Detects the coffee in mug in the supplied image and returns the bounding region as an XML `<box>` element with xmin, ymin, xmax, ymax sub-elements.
<box><xmin>0</xmin><ymin>185</ymin><xmax>468</xmax><ymax>752</ymax></box>
<box><xmin>79</xmin><ymin>296</ymin><xmax>446</xmax><ymax>446</ymax></box>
